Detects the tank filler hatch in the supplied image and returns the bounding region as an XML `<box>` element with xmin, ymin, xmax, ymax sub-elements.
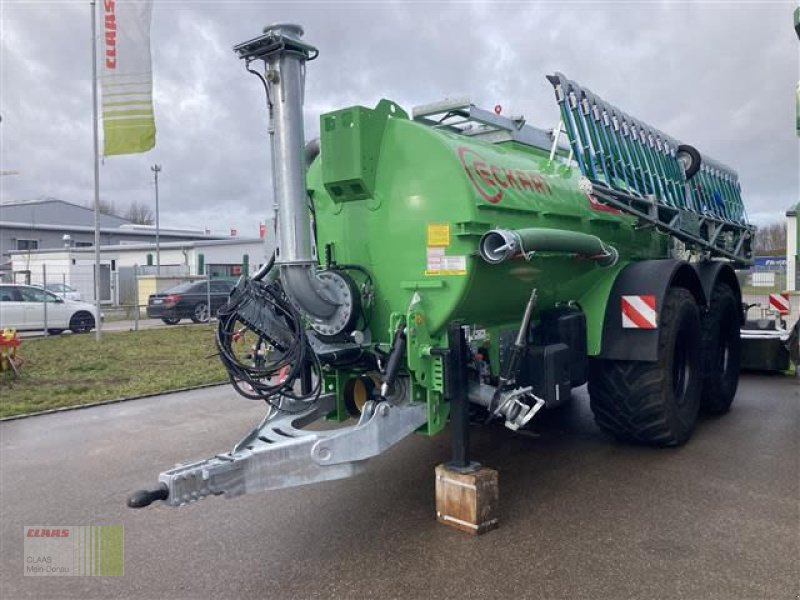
<box><xmin>547</xmin><ymin>72</ymin><xmax>754</xmax><ymax>266</ymax></box>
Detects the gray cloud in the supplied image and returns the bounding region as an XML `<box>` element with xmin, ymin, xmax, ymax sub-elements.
<box><xmin>1</xmin><ymin>0</ymin><xmax>797</xmax><ymax>236</ymax></box>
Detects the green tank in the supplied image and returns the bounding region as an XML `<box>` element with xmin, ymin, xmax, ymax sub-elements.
<box><xmin>310</xmin><ymin>99</ymin><xmax>666</xmax><ymax>351</ymax></box>
<box><xmin>307</xmin><ymin>99</ymin><xmax>671</xmax><ymax>433</ymax></box>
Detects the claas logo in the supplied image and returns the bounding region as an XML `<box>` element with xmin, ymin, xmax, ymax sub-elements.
<box><xmin>27</xmin><ymin>528</ymin><xmax>70</xmax><ymax>538</ymax></box>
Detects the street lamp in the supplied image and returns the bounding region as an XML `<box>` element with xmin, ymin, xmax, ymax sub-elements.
<box><xmin>151</xmin><ymin>164</ymin><xmax>161</xmax><ymax>275</ymax></box>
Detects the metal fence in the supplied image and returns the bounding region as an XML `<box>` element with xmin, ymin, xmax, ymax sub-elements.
<box><xmin>117</xmin><ymin>267</ymin><xmax>139</xmax><ymax>307</ymax></box>
<box><xmin>112</xmin><ymin>265</ymin><xmax>213</xmax><ymax>331</ymax></box>
<box><xmin>11</xmin><ymin>264</ymin><xmax>219</xmax><ymax>336</ymax></box>
<box><xmin>20</xmin><ymin>265</ymin><xmax>112</xmax><ymax>305</ymax></box>
<box><xmin>737</xmin><ymin>267</ymin><xmax>795</xmax><ymax>324</ymax></box>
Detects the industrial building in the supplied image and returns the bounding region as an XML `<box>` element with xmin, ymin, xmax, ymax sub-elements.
<box><xmin>0</xmin><ymin>198</ymin><xmax>224</xmax><ymax>281</ymax></box>
<box><xmin>9</xmin><ymin>237</ymin><xmax>272</xmax><ymax>305</ymax></box>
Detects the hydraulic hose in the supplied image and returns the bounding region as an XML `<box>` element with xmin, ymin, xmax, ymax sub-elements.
<box><xmin>252</xmin><ymin>252</ymin><xmax>275</xmax><ymax>281</ymax></box>
<box><xmin>305</xmin><ymin>138</ymin><xmax>320</xmax><ymax>166</ymax></box>
<box><xmin>380</xmin><ymin>323</ymin><xmax>407</xmax><ymax>397</ymax></box>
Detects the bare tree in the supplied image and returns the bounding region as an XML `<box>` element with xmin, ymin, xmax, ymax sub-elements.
<box><xmin>753</xmin><ymin>222</ymin><xmax>787</xmax><ymax>256</ymax></box>
<box><xmin>123</xmin><ymin>201</ymin><xmax>154</xmax><ymax>225</ymax></box>
<box><xmin>84</xmin><ymin>198</ymin><xmax>154</xmax><ymax>225</ymax></box>
<box><xmin>86</xmin><ymin>198</ymin><xmax>117</xmax><ymax>216</ymax></box>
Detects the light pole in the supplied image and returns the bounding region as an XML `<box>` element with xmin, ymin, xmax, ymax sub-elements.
<box><xmin>151</xmin><ymin>164</ymin><xmax>161</xmax><ymax>275</ymax></box>
<box><xmin>91</xmin><ymin>0</ymin><xmax>102</xmax><ymax>342</ymax></box>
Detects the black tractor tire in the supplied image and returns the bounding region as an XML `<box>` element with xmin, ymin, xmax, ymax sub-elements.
<box><xmin>700</xmin><ymin>283</ymin><xmax>741</xmax><ymax>415</ymax></box>
<box><xmin>190</xmin><ymin>302</ymin><xmax>209</xmax><ymax>324</ymax></box>
<box><xmin>588</xmin><ymin>287</ymin><xmax>702</xmax><ymax>446</ymax></box>
<box><xmin>161</xmin><ymin>317</ymin><xmax>181</xmax><ymax>325</ymax></box>
<box><xmin>69</xmin><ymin>312</ymin><xmax>96</xmax><ymax>334</ymax></box>
<box><xmin>789</xmin><ymin>319</ymin><xmax>800</xmax><ymax>368</ymax></box>
<box><xmin>677</xmin><ymin>144</ymin><xmax>702</xmax><ymax>180</ymax></box>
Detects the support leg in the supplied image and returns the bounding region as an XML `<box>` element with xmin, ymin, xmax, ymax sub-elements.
<box><xmin>445</xmin><ymin>321</ymin><xmax>479</xmax><ymax>473</ymax></box>
<box><xmin>436</xmin><ymin>321</ymin><xmax>499</xmax><ymax>534</ymax></box>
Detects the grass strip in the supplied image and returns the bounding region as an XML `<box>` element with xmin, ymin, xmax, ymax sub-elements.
<box><xmin>0</xmin><ymin>325</ymin><xmax>227</xmax><ymax>418</ymax></box>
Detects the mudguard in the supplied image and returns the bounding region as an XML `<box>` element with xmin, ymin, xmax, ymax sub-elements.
<box><xmin>598</xmin><ymin>259</ymin><xmax>706</xmax><ymax>362</ymax></box>
<box><xmin>691</xmin><ymin>260</ymin><xmax>743</xmax><ymax>324</ymax></box>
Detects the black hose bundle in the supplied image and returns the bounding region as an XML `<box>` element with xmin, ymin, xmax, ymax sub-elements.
<box><xmin>215</xmin><ymin>274</ymin><xmax>322</xmax><ymax>412</ymax></box>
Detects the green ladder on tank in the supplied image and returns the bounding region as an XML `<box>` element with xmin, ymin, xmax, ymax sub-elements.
<box><xmin>547</xmin><ymin>73</ymin><xmax>754</xmax><ymax>265</ymax></box>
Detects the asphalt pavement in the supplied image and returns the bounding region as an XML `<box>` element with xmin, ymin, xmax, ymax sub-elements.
<box><xmin>1</xmin><ymin>375</ymin><xmax>797</xmax><ymax>599</ymax></box>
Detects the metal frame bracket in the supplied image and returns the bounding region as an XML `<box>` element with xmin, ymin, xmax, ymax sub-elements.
<box><xmin>155</xmin><ymin>394</ymin><xmax>427</xmax><ymax>507</ymax></box>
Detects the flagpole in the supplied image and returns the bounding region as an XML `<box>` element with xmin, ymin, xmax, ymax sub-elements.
<box><xmin>90</xmin><ymin>0</ymin><xmax>102</xmax><ymax>341</ymax></box>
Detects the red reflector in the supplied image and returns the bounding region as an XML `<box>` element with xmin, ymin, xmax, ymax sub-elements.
<box><xmin>621</xmin><ymin>295</ymin><xmax>657</xmax><ymax>329</ymax></box>
<box><xmin>769</xmin><ymin>293</ymin><xmax>790</xmax><ymax>315</ymax></box>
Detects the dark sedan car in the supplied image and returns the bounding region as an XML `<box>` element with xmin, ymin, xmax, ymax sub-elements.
<box><xmin>146</xmin><ymin>280</ymin><xmax>235</xmax><ymax>324</ymax></box>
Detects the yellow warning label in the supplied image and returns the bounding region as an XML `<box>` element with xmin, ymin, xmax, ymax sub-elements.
<box><xmin>426</xmin><ymin>224</ymin><xmax>450</xmax><ymax>247</ymax></box>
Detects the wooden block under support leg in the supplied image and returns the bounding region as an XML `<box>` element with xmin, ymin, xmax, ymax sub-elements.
<box><xmin>435</xmin><ymin>464</ymin><xmax>499</xmax><ymax>535</ymax></box>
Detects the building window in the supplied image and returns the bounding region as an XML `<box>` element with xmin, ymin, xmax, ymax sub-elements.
<box><xmin>75</xmin><ymin>241</ymin><xmax>93</xmax><ymax>248</ymax></box>
<box><xmin>207</xmin><ymin>264</ymin><xmax>243</xmax><ymax>279</ymax></box>
<box><xmin>16</xmin><ymin>239</ymin><xmax>38</xmax><ymax>251</ymax></box>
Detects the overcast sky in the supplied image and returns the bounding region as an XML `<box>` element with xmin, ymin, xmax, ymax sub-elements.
<box><xmin>1</xmin><ymin>1</ymin><xmax>798</xmax><ymax>237</ymax></box>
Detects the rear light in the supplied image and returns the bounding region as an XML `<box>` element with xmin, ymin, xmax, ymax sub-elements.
<box><xmin>164</xmin><ymin>294</ymin><xmax>181</xmax><ymax>306</ymax></box>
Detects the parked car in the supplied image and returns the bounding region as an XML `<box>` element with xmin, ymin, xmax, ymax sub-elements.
<box><xmin>146</xmin><ymin>280</ymin><xmax>235</xmax><ymax>324</ymax></box>
<box><xmin>38</xmin><ymin>282</ymin><xmax>83</xmax><ymax>301</ymax></box>
<box><xmin>0</xmin><ymin>284</ymin><xmax>99</xmax><ymax>333</ymax></box>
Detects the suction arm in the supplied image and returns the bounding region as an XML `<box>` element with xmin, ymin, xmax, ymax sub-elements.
<box><xmin>236</xmin><ymin>24</ymin><xmax>355</xmax><ymax>335</ymax></box>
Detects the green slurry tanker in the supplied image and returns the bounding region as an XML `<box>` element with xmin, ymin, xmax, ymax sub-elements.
<box><xmin>129</xmin><ymin>24</ymin><xmax>755</xmax><ymax>511</ymax></box>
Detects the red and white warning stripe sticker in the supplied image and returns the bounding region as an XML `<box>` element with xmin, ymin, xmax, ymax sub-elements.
<box><xmin>768</xmin><ymin>292</ymin><xmax>790</xmax><ymax>315</ymax></box>
<box><xmin>621</xmin><ymin>295</ymin><xmax>657</xmax><ymax>329</ymax></box>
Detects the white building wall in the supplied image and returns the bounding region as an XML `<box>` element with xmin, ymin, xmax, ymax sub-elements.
<box><xmin>109</xmin><ymin>242</ymin><xmax>269</xmax><ymax>275</ymax></box>
<box><xmin>194</xmin><ymin>243</ymin><xmax>269</xmax><ymax>276</ymax></box>
<box><xmin>69</xmin><ymin>263</ymin><xmax>99</xmax><ymax>302</ymax></box>
<box><xmin>787</xmin><ymin>212</ymin><xmax>797</xmax><ymax>292</ymax></box>
<box><xmin>10</xmin><ymin>238</ymin><xmax>272</xmax><ymax>303</ymax></box>
<box><xmin>10</xmin><ymin>252</ymin><xmax>72</xmax><ymax>285</ymax></box>
<box><xmin>113</xmin><ymin>248</ymin><xmax>190</xmax><ymax>269</ymax></box>
<box><xmin>10</xmin><ymin>251</ymin><xmax>113</xmax><ymax>302</ymax></box>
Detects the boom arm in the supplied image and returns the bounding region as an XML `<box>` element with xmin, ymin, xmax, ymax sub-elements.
<box><xmin>547</xmin><ymin>72</ymin><xmax>754</xmax><ymax>266</ymax></box>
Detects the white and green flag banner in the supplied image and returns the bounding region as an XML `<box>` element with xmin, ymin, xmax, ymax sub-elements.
<box><xmin>100</xmin><ymin>0</ymin><xmax>155</xmax><ymax>156</ymax></box>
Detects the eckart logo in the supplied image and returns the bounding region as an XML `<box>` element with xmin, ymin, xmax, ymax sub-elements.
<box><xmin>457</xmin><ymin>146</ymin><xmax>552</xmax><ymax>205</ymax></box>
